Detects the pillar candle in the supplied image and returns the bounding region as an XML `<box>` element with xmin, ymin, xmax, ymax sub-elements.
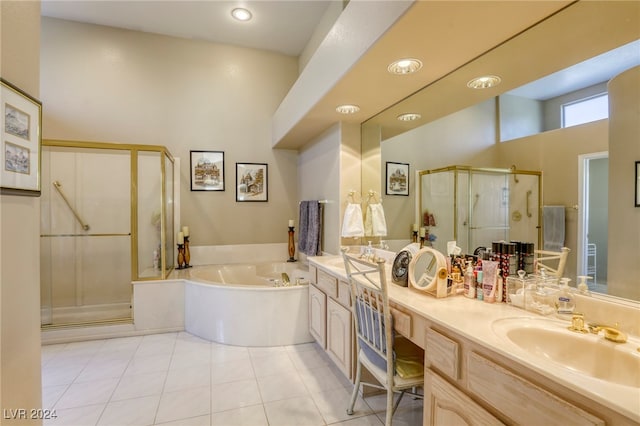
<box><xmin>412</xmin><ymin>223</ymin><xmax>418</xmax><ymax>232</ymax></box>
<box><xmin>177</xmin><ymin>231</ymin><xmax>184</xmax><ymax>244</ymax></box>
<box><xmin>182</xmin><ymin>226</ymin><xmax>189</xmax><ymax>237</ymax></box>
<box><xmin>288</xmin><ymin>219</ymin><xmax>294</xmax><ymax>227</ymax></box>
<box><xmin>419</xmin><ymin>227</ymin><xmax>426</xmax><ymax>237</ymax></box>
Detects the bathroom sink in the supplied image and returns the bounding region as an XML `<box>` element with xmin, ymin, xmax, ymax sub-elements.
<box><xmin>492</xmin><ymin>317</ymin><xmax>640</xmax><ymax>388</ymax></box>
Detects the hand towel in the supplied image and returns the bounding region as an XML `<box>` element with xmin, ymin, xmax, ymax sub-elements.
<box><xmin>341</xmin><ymin>203</ymin><xmax>365</xmax><ymax>237</ymax></box>
<box><xmin>543</xmin><ymin>205</ymin><xmax>565</xmax><ymax>251</ymax></box>
<box><xmin>299</xmin><ymin>201</ymin><xmax>322</xmax><ymax>256</ymax></box>
<box><xmin>364</xmin><ymin>203</ymin><xmax>387</xmax><ymax>237</ymax></box>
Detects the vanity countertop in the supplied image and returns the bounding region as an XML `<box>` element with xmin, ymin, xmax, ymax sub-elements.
<box><xmin>308</xmin><ymin>254</ymin><xmax>640</xmax><ymax>423</ymax></box>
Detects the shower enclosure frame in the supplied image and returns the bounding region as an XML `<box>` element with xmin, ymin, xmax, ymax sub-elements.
<box><xmin>41</xmin><ymin>139</ymin><xmax>175</xmax><ymax>327</ymax></box>
<box><xmin>418</xmin><ymin>165</ymin><xmax>543</xmax><ymax>254</ymax></box>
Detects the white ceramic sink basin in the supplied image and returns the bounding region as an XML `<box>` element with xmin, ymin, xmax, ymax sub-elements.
<box><xmin>492</xmin><ymin>317</ymin><xmax>640</xmax><ymax>388</ymax></box>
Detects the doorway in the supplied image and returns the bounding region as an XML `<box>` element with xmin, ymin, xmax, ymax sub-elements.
<box><xmin>577</xmin><ymin>152</ymin><xmax>608</xmax><ymax>293</ymax></box>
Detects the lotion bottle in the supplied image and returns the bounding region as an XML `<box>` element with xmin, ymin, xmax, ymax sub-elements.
<box><xmin>463</xmin><ymin>261</ymin><xmax>475</xmax><ymax>298</ymax></box>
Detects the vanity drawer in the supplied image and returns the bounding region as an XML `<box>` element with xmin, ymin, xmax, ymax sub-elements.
<box><xmin>390</xmin><ymin>307</ymin><xmax>411</xmax><ymax>338</ymax></box>
<box><xmin>337</xmin><ymin>280</ymin><xmax>352</xmax><ymax>308</ymax></box>
<box><xmin>467</xmin><ymin>352</ymin><xmax>604</xmax><ymax>426</ymax></box>
<box><xmin>316</xmin><ymin>269</ymin><xmax>338</xmax><ymax>298</ymax></box>
<box><xmin>425</xmin><ymin>328</ymin><xmax>460</xmax><ymax>380</ymax></box>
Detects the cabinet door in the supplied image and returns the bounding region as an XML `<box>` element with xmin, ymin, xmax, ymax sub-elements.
<box><xmin>309</xmin><ymin>284</ymin><xmax>326</xmax><ymax>348</ymax></box>
<box><xmin>326</xmin><ymin>298</ymin><xmax>352</xmax><ymax>379</ymax></box>
<box><xmin>424</xmin><ymin>369</ymin><xmax>504</xmax><ymax>426</ymax></box>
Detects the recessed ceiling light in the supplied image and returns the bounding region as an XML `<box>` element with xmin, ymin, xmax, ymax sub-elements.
<box><xmin>388</xmin><ymin>58</ymin><xmax>423</xmax><ymax>75</ymax></box>
<box><xmin>467</xmin><ymin>75</ymin><xmax>502</xmax><ymax>89</ymax></box>
<box><xmin>397</xmin><ymin>113</ymin><xmax>422</xmax><ymax>121</ymax></box>
<box><xmin>335</xmin><ymin>104</ymin><xmax>360</xmax><ymax>114</ymax></box>
<box><xmin>231</xmin><ymin>8</ymin><xmax>252</xmax><ymax>21</ymax></box>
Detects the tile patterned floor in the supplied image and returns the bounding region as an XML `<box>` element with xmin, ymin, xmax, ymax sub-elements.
<box><xmin>41</xmin><ymin>332</ymin><xmax>423</xmax><ymax>426</ymax></box>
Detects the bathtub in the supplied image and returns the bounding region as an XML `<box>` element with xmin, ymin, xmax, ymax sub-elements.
<box><xmin>184</xmin><ymin>262</ymin><xmax>314</xmax><ymax>346</ymax></box>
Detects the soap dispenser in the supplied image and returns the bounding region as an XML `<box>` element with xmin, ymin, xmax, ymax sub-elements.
<box><xmin>576</xmin><ymin>275</ymin><xmax>592</xmax><ymax>295</ymax></box>
<box><xmin>556</xmin><ymin>278</ymin><xmax>575</xmax><ymax>320</ymax></box>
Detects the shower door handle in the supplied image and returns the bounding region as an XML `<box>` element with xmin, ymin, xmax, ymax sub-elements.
<box><xmin>526</xmin><ymin>190</ymin><xmax>533</xmax><ymax>218</ymax></box>
<box><xmin>52</xmin><ymin>181</ymin><xmax>90</xmax><ymax>231</ymax></box>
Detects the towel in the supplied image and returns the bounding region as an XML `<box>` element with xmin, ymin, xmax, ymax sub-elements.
<box><xmin>299</xmin><ymin>201</ymin><xmax>322</xmax><ymax>256</ymax></box>
<box><xmin>543</xmin><ymin>205</ymin><xmax>565</xmax><ymax>251</ymax></box>
<box><xmin>364</xmin><ymin>203</ymin><xmax>387</xmax><ymax>237</ymax></box>
<box><xmin>341</xmin><ymin>203</ymin><xmax>365</xmax><ymax>237</ymax></box>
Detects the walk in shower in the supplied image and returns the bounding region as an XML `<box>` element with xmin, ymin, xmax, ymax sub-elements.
<box><xmin>419</xmin><ymin>166</ymin><xmax>542</xmax><ymax>255</ymax></box>
<box><xmin>40</xmin><ymin>140</ymin><xmax>174</xmax><ymax>327</ymax></box>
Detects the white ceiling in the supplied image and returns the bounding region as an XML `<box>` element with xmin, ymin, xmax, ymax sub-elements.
<box><xmin>40</xmin><ymin>0</ymin><xmax>333</xmax><ymax>56</ymax></box>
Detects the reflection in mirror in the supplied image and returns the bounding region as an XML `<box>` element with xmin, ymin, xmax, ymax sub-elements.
<box><xmin>418</xmin><ymin>166</ymin><xmax>541</xmax><ymax>256</ymax></box>
<box><xmin>362</xmin><ymin>2</ymin><xmax>639</xmax><ymax>301</ymax></box>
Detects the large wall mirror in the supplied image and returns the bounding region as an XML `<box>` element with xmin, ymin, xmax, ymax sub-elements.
<box><xmin>361</xmin><ymin>1</ymin><xmax>639</xmax><ymax>301</ymax></box>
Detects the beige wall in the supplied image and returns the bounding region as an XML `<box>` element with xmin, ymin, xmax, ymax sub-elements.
<box><xmin>607</xmin><ymin>66</ymin><xmax>640</xmax><ymax>300</ymax></box>
<box><xmin>0</xmin><ymin>1</ymin><xmax>43</xmax><ymax>423</ymax></box>
<box><xmin>40</xmin><ymin>17</ymin><xmax>300</xmax><ymax>247</ymax></box>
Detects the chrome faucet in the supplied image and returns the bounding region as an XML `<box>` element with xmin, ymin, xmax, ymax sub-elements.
<box><xmin>587</xmin><ymin>322</ymin><xmax>628</xmax><ymax>343</ymax></box>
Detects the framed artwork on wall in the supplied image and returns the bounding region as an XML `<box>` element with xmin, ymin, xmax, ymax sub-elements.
<box><xmin>190</xmin><ymin>150</ymin><xmax>224</xmax><ymax>191</ymax></box>
<box><xmin>236</xmin><ymin>162</ymin><xmax>268</xmax><ymax>202</ymax></box>
<box><xmin>1</xmin><ymin>78</ymin><xmax>42</xmax><ymax>196</ymax></box>
<box><xmin>386</xmin><ymin>161</ymin><xmax>409</xmax><ymax>196</ymax></box>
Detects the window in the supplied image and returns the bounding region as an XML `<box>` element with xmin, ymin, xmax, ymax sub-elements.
<box><xmin>562</xmin><ymin>93</ymin><xmax>609</xmax><ymax>128</ymax></box>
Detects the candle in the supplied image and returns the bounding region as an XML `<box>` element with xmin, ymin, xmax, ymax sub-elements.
<box><xmin>177</xmin><ymin>231</ymin><xmax>184</xmax><ymax>244</ymax></box>
<box><xmin>419</xmin><ymin>227</ymin><xmax>426</xmax><ymax>238</ymax></box>
<box><xmin>182</xmin><ymin>226</ymin><xmax>189</xmax><ymax>237</ymax></box>
<box><xmin>412</xmin><ymin>223</ymin><xmax>418</xmax><ymax>232</ymax></box>
<box><xmin>288</xmin><ymin>219</ymin><xmax>294</xmax><ymax>227</ymax></box>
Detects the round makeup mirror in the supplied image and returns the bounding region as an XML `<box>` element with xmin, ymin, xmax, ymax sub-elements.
<box><xmin>408</xmin><ymin>247</ymin><xmax>447</xmax><ymax>294</ymax></box>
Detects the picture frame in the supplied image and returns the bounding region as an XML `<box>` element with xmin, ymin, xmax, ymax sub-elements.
<box><xmin>386</xmin><ymin>161</ymin><xmax>409</xmax><ymax>196</ymax></box>
<box><xmin>1</xmin><ymin>78</ymin><xmax>42</xmax><ymax>196</ymax></box>
<box><xmin>236</xmin><ymin>162</ymin><xmax>268</xmax><ymax>202</ymax></box>
<box><xmin>190</xmin><ymin>150</ymin><xmax>224</xmax><ymax>191</ymax></box>
<box><xmin>635</xmin><ymin>161</ymin><xmax>640</xmax><ymax>207</ymax></box>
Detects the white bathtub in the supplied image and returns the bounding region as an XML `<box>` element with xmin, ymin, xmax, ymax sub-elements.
<box><xmin>184</xmin><ymin>262</ymin><xmax>314</xmax><ymax>346</ymax></box>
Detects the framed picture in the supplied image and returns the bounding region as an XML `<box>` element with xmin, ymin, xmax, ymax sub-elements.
<box><xmin>190</xmin><ymin>150</ymin><xmax>224</xmax><ymax>191</ymax></box>
<box><xmin>386</xmin><ymin>161</ymin><xmax>409</xmax><ymax>196</ymax></box>
<box><xmin>1</xmin><ymin>78</ymin><xmax>42</xmax><ymax>196</ymax></box>
<box><xmin>236</xmin><ymin>162</ymin><xmax>268</xmax><ymax>202</ymax></box>
<box><xmin>636</xmin><ymin>161</ymin><xmax>640</xmax><ymax>207</ymax></box>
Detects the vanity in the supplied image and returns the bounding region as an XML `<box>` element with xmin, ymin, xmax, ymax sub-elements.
<box><xmin>308</xmin><ymin>254</ymin><xmax>640</xmax><ymax>426</ymax></box>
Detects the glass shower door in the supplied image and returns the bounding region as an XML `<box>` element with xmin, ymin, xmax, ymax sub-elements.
<box><xmin>40</xmin><ymin>146</ymin><xmax>132</xmax><ymax>326</ymax></box>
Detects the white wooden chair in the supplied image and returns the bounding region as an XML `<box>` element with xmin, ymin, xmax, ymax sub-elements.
<box><xmin>535</xmin><ymin>246</ymin><xmax>571</xmax><ymax>278</ymax></box>
<box><xmin>342</xmin><ymin>252</ymin><xmax>424</xmax><ymax>426</ymax></box>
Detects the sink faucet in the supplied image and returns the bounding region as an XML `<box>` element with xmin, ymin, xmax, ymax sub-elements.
<box><xmin>587</xmin><ymin>323</ymin><xmax>628</xmax><ymax>343</ymax></box>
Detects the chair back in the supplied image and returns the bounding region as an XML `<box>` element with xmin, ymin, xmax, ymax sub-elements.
<box><xmin>535</xmin><ymin>246</ymin><xmax>571</xmax><ymax>277</ymax></box>
<box><xmin>342</xmin><ymin>252</ymin><xmax>394</xmax><ymax>382</ymax></box>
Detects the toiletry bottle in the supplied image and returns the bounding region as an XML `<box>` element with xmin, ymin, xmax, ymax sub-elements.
<box><xmin>556</xmin><ymin>278</ymin><xmax>575</xmax><ymax>320</ymax></box>
<box><xmin>463</xmin><ymin>261</ymin><xmax>476</xmax><ymax>298</ymax></box>
<box><xmin>576</xmin><ymin>275</ymin><xmax>592</xmax><ymax>295</ymax></box>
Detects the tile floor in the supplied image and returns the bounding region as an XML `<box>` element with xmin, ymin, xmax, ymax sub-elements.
<box><xmin>41</xmin><ymin>332</ymin><xmax>423</xmax><ymax>426</ymax></box>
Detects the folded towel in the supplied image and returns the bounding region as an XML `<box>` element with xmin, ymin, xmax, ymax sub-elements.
<box><xmin>364</xmin><ymin>203</ymin><xmax>387</xmax><ymax>237</ymax></box>
<box><xmin>341</xmin><ymin>203</ymin><xmax>365</xmax><ymax>237</ymax></box>
<box><xmin>299</xmin><ymin>201</ymin><xmax>322</xmax><ymax>256</ymax></box>
<box><xmin>543</xmin><ymin>205</ymin><xmax>565</xmax><ymax>251</ymax></box>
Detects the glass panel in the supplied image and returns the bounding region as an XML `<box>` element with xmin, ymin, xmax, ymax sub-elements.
<box><xmin>164</xmin><ymin>153</ymin><xmax>175</xmax><ymax>273</ymax></box>
<box><xmin>137</xmin><ymin>151</ymin><xmax>163</xmax><ymax>278</ymax></box>
<box><xmin>40</xmin><ymin>146</ymin><xmax>131</xmax><ymax>325</ymax></box>
<box><xmin>468</xmin><ymin>171</ymin><xmax>510</xmax><ymax>253</ymax></box>
<box><xmin>509</xmin><ymin>174</ymin><xmax>540</xmax><ymax>246</ymax></box>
